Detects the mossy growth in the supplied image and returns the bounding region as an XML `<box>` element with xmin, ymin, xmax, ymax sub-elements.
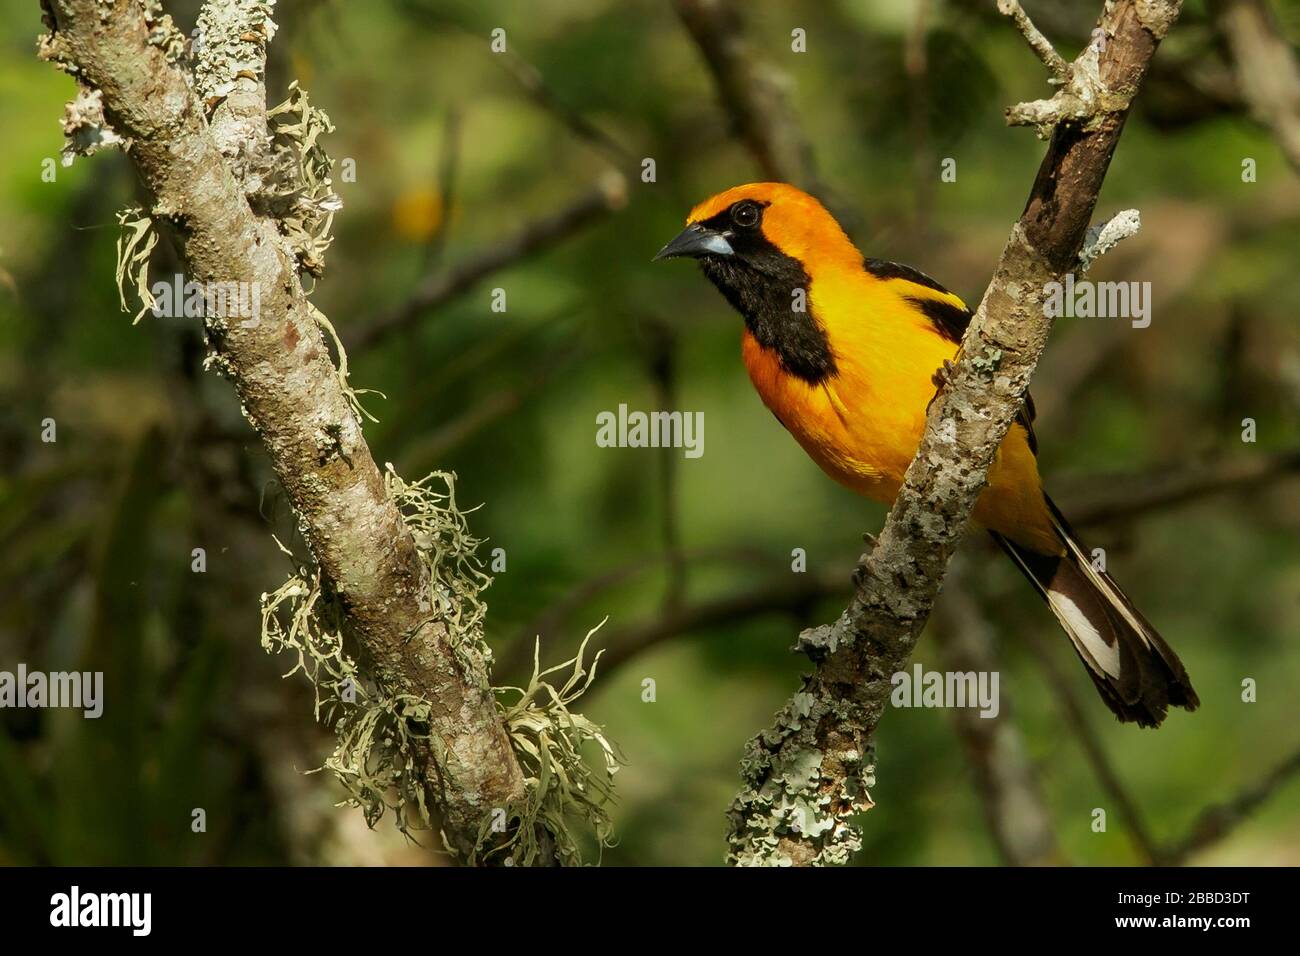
<box><xmin>264</xmin><ymin>81</ymin><xmax>341</xmax><ymax>277</ymax></box>
<box><xmin>475</xmin><ymin>627</ymin><xmax>622</xmax><ymax>866</ymax></box>
<box><xmin>260</xmin><ymin>553</ymin><xmax>438</xmax><ymax>835</ymax></box>
<box><xmin>260</xmin><ymin>469</ymin><xmax>621</xmax><ymax>864</ymax></box>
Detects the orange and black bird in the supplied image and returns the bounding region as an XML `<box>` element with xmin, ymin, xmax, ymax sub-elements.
<box><xmin>656</xmin><ymin>182</ymin><xmax>1198</xmax><ymax>727</ymax></box>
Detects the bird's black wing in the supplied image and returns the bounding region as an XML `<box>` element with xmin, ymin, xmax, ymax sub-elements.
<box><xmin>866</xmin><ymin>257</ymin><xmax>1038</xmax><ymax>454</ymax></box>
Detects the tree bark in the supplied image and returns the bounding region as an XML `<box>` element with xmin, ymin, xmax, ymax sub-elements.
<box><xmin>39</xmin><ymin>0</ymin><xmax>526</xmax><ymax>860</ymax></box>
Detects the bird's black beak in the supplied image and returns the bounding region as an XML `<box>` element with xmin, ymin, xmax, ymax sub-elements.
<box><xmin>654</xmin><ymin>223</ymin><xmax>735</xmax><ymax>262</ymax></box>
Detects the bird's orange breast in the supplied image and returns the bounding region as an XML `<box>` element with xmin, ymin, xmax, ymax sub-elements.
<box><xmin>740</xmin><ymin>266</ymin><xmax>1061</xmax><ymax>555</ymax></box>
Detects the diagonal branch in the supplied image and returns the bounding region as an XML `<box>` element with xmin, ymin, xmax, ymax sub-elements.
<box><xmin>671</xmin><ymin>0</ymin><xmax>816</xmax><ymax>187</ymax></box>
<box><xmin>494</xmin><ymin>46</ymin><xmax>638</xmax><ymax>169</ymax></box>
<box><xmin>593</xmin><ymin>570</ymin><xmax>846</xmax><ymax>679</ymax></box>
<box><xmin>1063</xmin><ymin>447</ymin><xmax>1300</xmax><ymax>527</ymax></box>
<box><xmin>1211</xmin><ymin>0</ymin><xmax>1300</xmax><ymax>171</ymax></box>
<box><xmin>998</xmin><ymin>0</ymin><xmax>1071</xmax><ymax>84</ymax></box>
<box><xmin>39</xmin><ymin>0</ymin><xmax>532</xmax><ymax>862</ymax></box>
<box><xmin>503</xmin><ymin>445</ymin><xmax>1299</xmax><ymax>694</ymax></box>
<box><xmin>351</xmin><ymin>175</ymin><xmax>626</xmax><ymax>351</ymax></box>
<box><xmin>727</xmin><ymin>0</ymin><xmax>1184</xmax><ymax>867</ymax></box>
<box><xmin>671</xmin><ymin>0</ymin><xmax>867</xmax><ymax>232</ymax></box>
<box><xmin>1159</xmin><ymin>743</ymin><xmax>1300</xmax><ymax>864</ymax></box>
<box><xmin>1021</xmin><ymin>626</ymin><xmax>1160</xmax><ymax>864</ymax></box>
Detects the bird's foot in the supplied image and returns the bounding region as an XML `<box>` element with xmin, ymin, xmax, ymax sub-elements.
<box><xmin>930</xmin><ymin>358</ymin><xmax>958</xmax><ymax>391</ymax></box>
<box><xmin>927</xmin><ymin>359</ymin><xmax>958</xmax><ymax>414</ymax></box>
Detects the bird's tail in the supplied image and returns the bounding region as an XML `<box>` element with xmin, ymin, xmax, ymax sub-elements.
<box><xmin>991</xmin><ymin>496</ymin><xmax>1198</xmax><ymax>728</ymax></box>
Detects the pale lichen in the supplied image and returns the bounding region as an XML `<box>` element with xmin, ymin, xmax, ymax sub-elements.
<box><xmin>727</xmin><ymin>670</ymin><xmax>876</xmax><ymax>867</ymax></box>
<box><xmin>310</xmin><ymin>302</ymin><xmax>383</xmax><ymax>424</ymax></box>
<box><xmin>257</xmin><ymin>472</ymin><xmax>478</xmax><ymax>839</ymax></box>
<box><xmin>261</xmin><ymin>470</ymin><xmax>620</xmax><ymax>862</ymax></box>
<box><xmin>264</xmin><ymin>82</ymin><xmax>342</xmax><ymax>277</ymax></box>
<box><xmin>259</xmin><ymin>555</ymin><xmax>435</xmax><ymax>834</ymax></box>
<box><xmin>140</xmin><ymin>0</ymin><xmax>187</xmax><ymax>62</ymax></box>
<box><xmin>1078</xmin><ymin>208</ymin><xmax>1142</xmax><ymax>273</ymax></box>
<box><xmin>193</xmin><ymin>0</ymin><xmax>278</xmax><ymax>103</ymax></box>
<box><xmin>480</xmin><ymin>626</ymin><xmax>622</xmax><ymax>866</ymax></box>
<box><xmin>383</xmin><ymin>467</ymin><xmax>493</xmax><ymax>685</ymax></box>
<box><xmin>1004</xmin><ymin>13</ymin><xmax>1140</xmax><ymax>137</ymax></box>
<box><xmin>113</xmin><ymin>208</ymin><xmax>158</xmax><ymax>324</ymax></box>
<box><xmin>59</xmin><ymin>84</ymin><xmax>125</xmax><ymax>165</ymax></box>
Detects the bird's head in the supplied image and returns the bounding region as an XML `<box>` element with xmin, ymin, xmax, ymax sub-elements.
<box><xmin>656</xmin><ymin>183</ymin><xmax>859</xmax><ymax>384</ymax></box>
<box><xmin>654</xmin><ymin>182</ymin><xmax>858</xmax><ymax>273</ymax></box>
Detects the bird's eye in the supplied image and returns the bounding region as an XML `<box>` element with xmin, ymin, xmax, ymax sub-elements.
<box><xmin>731</xmin><ymin>201</ymin><xmax>761</xmax><ymax>229</ymax></box>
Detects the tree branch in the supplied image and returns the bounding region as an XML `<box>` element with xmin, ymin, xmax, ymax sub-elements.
<box><xmin>39</xmin><ymin>0</ymin><xmax>532</xmax><ymax>862</ymax></box>
<box><xmin>727</xmin><ymin>0</ymin><xmax>1183</xmax><ymax>867</ymax></box>
<box><xmin>1211</xmin><ymin>0</ymin><xmax>1300</xmax><ymax>172</ymax></box>
<box><xmin>933</xmin><ymin>560</ymin><xmax>1060</xmax><ymax>866</ymax></box>
<box><xmin>350</xmin><ymin>175</ymin><xmax>626</xmax><ymax>351</ymax></box>
<box><xmin>194</xmin><ymin>0</ymin><xmax>273</xmax><ymax>162</ymax></box>
<box><xmin>400</xmin><ymin>334</ymin><xmax>580</xmax><ymax>474</ymax></box>
<box><xmin>593</xmin><ymin>570</ymin><xmax>846</xmax><ymax>680</ymax></box>
<box><xmin>1160</xmin><ymin>743</ymin><xmax>1300</xmax><ymax>864</ymax></box>
<box><xmin>505</xmin><ymin>444</ymin><xmax>1300</xmax><ymax>693</ymax></box>
<box><xmin>493</xmin><ymin>46</ymin><xmax>638</xmax><ymax>169</ymax></box>
<box><xmin>498</xmin><ymin>545</ymin><xmax>772</xmax><ymax>676</ymax></box>
<box><xmin>671</xmin><ymin>0</ymin><xmax>816</xmax><ymax>186</ymax></box>
<box><xmin>1062</xmin><ymin>448</ymin><xmax>1300</xmax><ymax>527</ymax></box>
<box><xmin>998</xmin><ymin>0</ymin><xmax>1071</xmax><ymax>84</ymax></box>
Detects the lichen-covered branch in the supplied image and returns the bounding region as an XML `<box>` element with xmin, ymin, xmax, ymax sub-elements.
<box><xmin>997</xmin><ymin>0</ymin><xmax>1071</xmax><ymax>84</ymax></box>
<box><xmin>36</xmin><ymin>0</ymin><xmax>582</xmax><ymax>863</ymax></box>
<box><xmin>727</xmin><ymin>0</ymin><xmax>1183</xmax><ymax>867</ymax></box>
<box><xmin>194</xmin><ymin>0</ymin><xmax>274</xmax><ymax>162</ymax></box>
<box><xmin>1003</xmin><ymin>1</ymin><xmax>1178</xmax><ymax>137</ymax></box>
<box><xmin>1078</xmin><ymin>208</ymin><xmax>1141</xmax><ymax>272</ymax></box>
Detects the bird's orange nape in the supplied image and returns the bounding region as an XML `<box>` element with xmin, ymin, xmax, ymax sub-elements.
<box><xmin>686</xmin><ymin>182</ymin><xmax>862</xmax><ymax>273</ymax></box>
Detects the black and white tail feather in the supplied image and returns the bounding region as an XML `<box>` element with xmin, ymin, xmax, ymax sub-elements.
<box><xmin>991</xmin><ymin>497</ymin><xmax>1199</xmax><ymax>728</ymax></box>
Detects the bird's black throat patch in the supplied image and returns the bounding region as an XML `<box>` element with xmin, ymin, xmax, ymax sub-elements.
<box><xmin>694</xmin><ymin>211</ymin><xmax>836</xmax><ymax>384</ymax></box>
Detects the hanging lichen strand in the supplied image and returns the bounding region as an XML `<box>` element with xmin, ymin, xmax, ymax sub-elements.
<box><xmin>260</xmin><ymin>467</ymin><xmax>620</xmax><ymax>863</ymax></box>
